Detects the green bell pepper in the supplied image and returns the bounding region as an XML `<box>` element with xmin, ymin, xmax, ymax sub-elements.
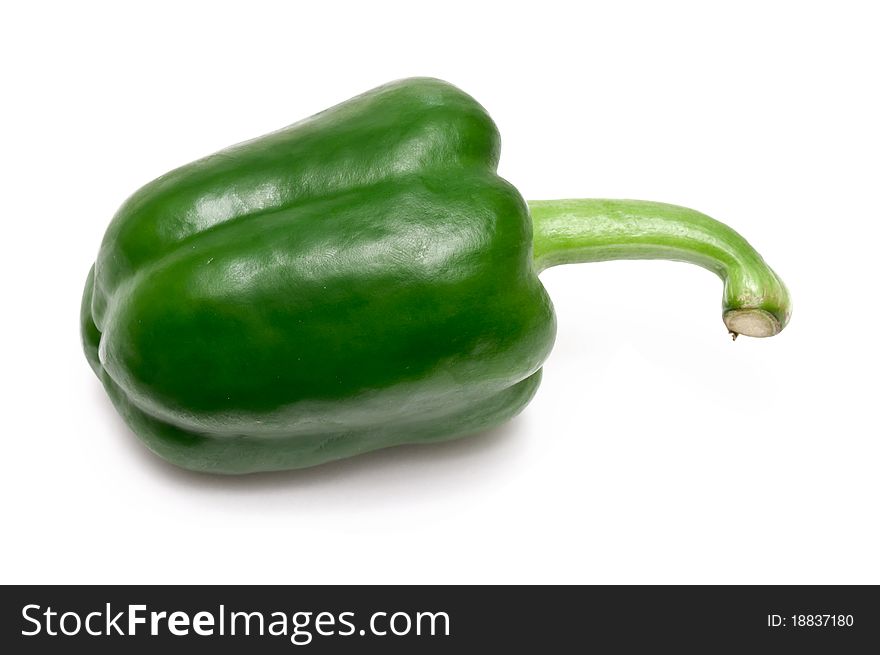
<box><xmin>81</xmin><ymin>77</ymin><xmax>790</xmax><ymax>474</ymax></box>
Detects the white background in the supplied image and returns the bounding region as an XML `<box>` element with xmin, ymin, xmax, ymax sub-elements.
<box><xmin>3</xmin><ymin>1</ymin><xmax>878</xmax><ymax>584</ymax></box>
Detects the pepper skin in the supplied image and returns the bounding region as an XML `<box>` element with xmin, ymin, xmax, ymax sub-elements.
<box><xmin>82</xmin><ymin>78</ymin><xmax>790</xmax><ymax>474</ymax></box>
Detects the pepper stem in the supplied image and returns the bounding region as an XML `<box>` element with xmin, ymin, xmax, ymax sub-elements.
<box><xmin>529</xmin><ymin>199</ymin><xmax>791</xmax><ymax>338</ymax></box>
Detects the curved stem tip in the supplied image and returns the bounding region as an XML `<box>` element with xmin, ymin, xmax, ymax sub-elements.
<box><xmin>529</xmin><ymin>199</ymin><xmax>791</xmax><ymax>338</ymax></box>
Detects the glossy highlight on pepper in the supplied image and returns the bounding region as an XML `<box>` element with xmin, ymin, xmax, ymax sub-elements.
<box><xmin>81</xmin><ymin>77</ymin><xmax>790</xmax><ymax>474</ymax></box>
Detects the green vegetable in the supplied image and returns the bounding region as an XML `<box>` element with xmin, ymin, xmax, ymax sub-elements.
<box><xmin>81</xmin><ymin>78</ymin><xmax>790</xmax><ymax>474</ymax></box>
